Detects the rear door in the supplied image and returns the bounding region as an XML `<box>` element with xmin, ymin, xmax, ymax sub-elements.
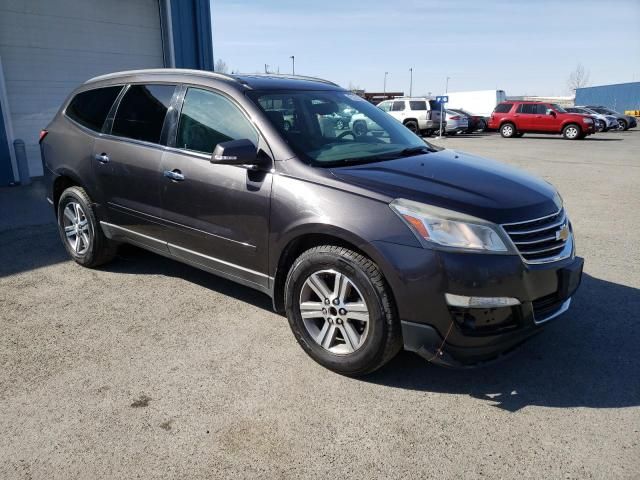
<box><xmin>92</xmin><ymin>83</ymin><xmax>176</xmax><ymax>250</ymax></box>
<box><xmin>159</xmin><ymin>86</ymin><xmax>273</xmax><ymax>291</ymax></box>
<box><xmin>389</xmin><ymin>100</ymin><xmax>406</xmax><ymax>123</ymax></box>
<box><xmin>515</xmin><ymin>103</ymin><xmax>536</xmax><ymax>130</ymax></box>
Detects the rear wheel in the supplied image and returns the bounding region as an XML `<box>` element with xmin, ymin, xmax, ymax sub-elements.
<box><xmin>353</xmin><ymin>120</ymin><xmax>367</xmax><ymax>137</ymax></box>
<box><xmin>404</xmin><ymin>120</ymin><xmax>419</xmax><ymax>134</ymax></box>
<box><xmin>500</xmin><ymin>122</ymin><xmax>516</xmax><ymax>138</ymax></box>
<box><xmin>284</xmin><ymin>245</ymin><xmax>402</xmax><ymax>376</ymax></box>
<box><xmin>57</xmin><ymin>186</ymin><xmax>117</xmax><ymax>267</ymax></box>
<box><xmin>477</xmin><ymin>119</ymin><xmax>487</xmax><ymax>131</ymax></box>
<box><xmin>562</xmin><ymin>123</ymin><xmax>581</xmax><ymax>140</ymax></box>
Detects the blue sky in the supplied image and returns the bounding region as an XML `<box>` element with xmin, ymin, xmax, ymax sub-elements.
<box><xmin>211</xmin><ymin>0</ymin><xmax>640</xmax><ymax>96</ymax></box>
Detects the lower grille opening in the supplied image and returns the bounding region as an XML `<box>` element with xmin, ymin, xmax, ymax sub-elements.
<box><xmin>532</xmin><ymin>293</ymin><xmax>565</xmax><ymax>320</ymax></box>
<box><xmin>449</xmin><ymin>306</ymin><xmax>520</xmax><ymax>336</ymax></box>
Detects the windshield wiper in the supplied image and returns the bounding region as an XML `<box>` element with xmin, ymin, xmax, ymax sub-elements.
<box><xmin>399</xmin><ymin>146</ymin><xmax>433</xmax><ymax>156</ymax></box>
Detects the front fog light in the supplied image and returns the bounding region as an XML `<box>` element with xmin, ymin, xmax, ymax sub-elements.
<box><xmin>445</xmin><ymin>293</ymin><xmax>520</xmax><ymax>308</ymax></box>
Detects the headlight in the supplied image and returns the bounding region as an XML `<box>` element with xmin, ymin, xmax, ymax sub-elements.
<box><xmin>390</xmin><ymin>198</ymin><xmax>508</xmax><ymax>252</ymax></box>
<box><xmin>583</xmin><ymin>117</ymin><xmax>593</xmax><ymax>123</ymax></box>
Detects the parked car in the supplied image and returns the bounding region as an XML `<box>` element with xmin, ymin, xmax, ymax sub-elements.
<box><xmin>448</xmin><ymin>108</ymin><xmax>488</xmax><ymax>132</ymax></box>
<box><xmin>444</xmin><ymin>109</ymin><xmax>469</xmax><ymax>135</ymax></box>
<box><xmin>42</xmin><ymin>70</ymin><xmax>583</xmax><ymax>375</ymax></box>
<box><xmin>489</xmin><ymin>101</ymin><xmax>596</xmax><ymax>139</ymax></box>
<box><xmin>565</xmin><ymin>106</ymin><xmax>618</xmax><ymax>132</ymax></box>
<box><xmin>377</xmin><ymin>98</ymin><xmax>445</xmax><ymax>136</ymax></box>
<box><xmin>585</xmin><ymin>106</ymin><xmax>637</xmax><ymax>131</ymax></box>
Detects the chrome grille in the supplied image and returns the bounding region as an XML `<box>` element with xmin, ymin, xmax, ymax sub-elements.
<box><xmin>502</xmin><ymin>209</ymin><xmax>572</xmax><ymax>264</ymax></box>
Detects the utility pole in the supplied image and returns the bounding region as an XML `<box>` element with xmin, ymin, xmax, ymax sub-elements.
<box><xmin>383</xmin><ymin>72</ymin><xmax>388</xmax><ymax>96</ymax></box>
<box><xmin>290</xmin><ymin>56</ymin><xmax>295</xmax><ymax>75</ymax></box>
<box><xmin>409</xmin><ymin>68</ymin><xmax>413</xmax><ymax>97</ymax></box>
<box><xmin>445</xmin><ymin>76</ymin><xmax>450</xmax><ymax>93</ymax></box>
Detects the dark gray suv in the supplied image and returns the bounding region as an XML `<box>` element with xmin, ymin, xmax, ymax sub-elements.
<box><xmin>42</xmin><ymin>69</ymin><xmax>583</xmax><ymax>375</ymax></box>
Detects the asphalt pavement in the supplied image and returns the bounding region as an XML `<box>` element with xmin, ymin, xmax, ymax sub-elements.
<box><xmin>1</xmin><ymin>129</ymin><xmax>638</xmax><ymax>479</ymax></box>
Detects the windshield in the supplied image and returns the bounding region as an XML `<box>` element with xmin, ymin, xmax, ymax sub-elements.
<box><xmin>550</xmin><ymin>103</ymin><xmax>567</xmax><ymax>113</ymax></box>
<box><xmin>247</xmin><ymin>90</ymin><xmax>433</xmax><ymax>166</ymax></box>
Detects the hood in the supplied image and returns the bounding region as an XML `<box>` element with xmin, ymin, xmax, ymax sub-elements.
<box><xmin>329</xmin><ymin>149</ymin><xmax>560</xmax><ymax>224</ymax></box>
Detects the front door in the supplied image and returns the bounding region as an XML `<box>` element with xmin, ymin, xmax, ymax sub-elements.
<box><xmin>92</xmin><ymin>83</ymin><xmax>176</xmax><ymax>251</ymax></box>
<box><xmin>535</xmin><ymin>104</ymin><xmax>559</xmax><ymax>132</ymax></box>
<box><xmin>160</xmin><ymin>87</ymin><xmax>272</xmax><ymax>291</ymax></box>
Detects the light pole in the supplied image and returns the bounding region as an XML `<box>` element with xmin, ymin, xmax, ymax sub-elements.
<box><xmin>445</xmin><ymin>76</ymin><xmax>450</xmax><ymax>93</ymax></box>
<box><xmin>383</xmin><ymin>72</ymin><xmax>388</xmax><ymax>96</ymax></box>
<box><xmin>290</xmin><ymin>56</ymin><xmax>295</xmax><ymax>75</ymax></box>
<box><xmin>409</xmin><ymin>68</ymin><xmax>413</xmax><ymax>97</ymax></box>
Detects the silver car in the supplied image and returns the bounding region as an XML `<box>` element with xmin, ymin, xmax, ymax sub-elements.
<box><xmin>566</xmin><ymin>107</ymin><xmax>618</xmax><ymax>132</ymax></box>
<box><xmin>444</xmin><ymin>109</ymin><xmax>469</xmax><ymax>135</ymax></box>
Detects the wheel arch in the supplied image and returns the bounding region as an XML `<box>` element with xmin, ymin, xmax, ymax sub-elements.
<box><xmin>271</xmin><ymin>227</ymin><xmax>396</xmax><ymax>315</ymax></box>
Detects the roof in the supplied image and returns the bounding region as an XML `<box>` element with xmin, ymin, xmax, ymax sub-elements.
<box><xmin>85</xmin><ymin>69</ymin><xmax>342</xmax><ymax>91</ymax></box>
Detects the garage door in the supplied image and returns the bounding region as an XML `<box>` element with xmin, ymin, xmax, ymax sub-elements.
<box><xmin>0</xmin><ymin>0</ymin><xmax>165</xmax><ymax>178</ymax></box>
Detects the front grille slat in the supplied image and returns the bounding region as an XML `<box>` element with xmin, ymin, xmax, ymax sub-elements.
<box><xmin>502</xmin><ymin>208</ymin><xmax>571</xmax><ymax>264</ymax></box>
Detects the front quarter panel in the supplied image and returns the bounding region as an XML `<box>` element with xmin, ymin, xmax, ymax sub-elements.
<box><xmin>269</xmin><ymin>171</ymin><xmax>421</xmax><ymax>283</ymax></box>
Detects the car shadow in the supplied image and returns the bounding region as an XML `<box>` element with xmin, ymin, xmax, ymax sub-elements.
<box><xmin>100</xmin><ymin>244</ymin><xmax>274</xmax><ymax>312</ymax></box>
<box><xmin>363</xmin><ymin>273</ymin><xmax>640</xmax><ymax>411</ymax></box>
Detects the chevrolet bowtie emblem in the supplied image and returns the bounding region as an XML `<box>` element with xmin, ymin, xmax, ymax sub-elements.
<box><xmin>556</xmin><ymin>224</ymin><xmax>570</xmax><ymax>241</ymax></box>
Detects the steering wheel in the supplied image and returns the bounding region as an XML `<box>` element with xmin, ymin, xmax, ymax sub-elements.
<box><xmin>337</xmin><ymin>131</ymin><xmax>356</xmax><ymax>140</ymax></box>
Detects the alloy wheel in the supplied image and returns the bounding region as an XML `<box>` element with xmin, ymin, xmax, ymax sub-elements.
<box><xmin>565</xmin><ymin>126</ymin><xmax>579</xmax><ymax>139</ymax></box>
<box><xmin>617</xmin><ymin>119</ymin><xmax>626</xmax><ymax>130</ymax></box>
<box><xmin>62</xmin><ymin>201</ymin><xmax>90</xmax><ymax>255</ymax></box>
<box><xmin>299</xmin><ymin>269</ymin><xmax>370</xmax><ymax>355</ymax></box>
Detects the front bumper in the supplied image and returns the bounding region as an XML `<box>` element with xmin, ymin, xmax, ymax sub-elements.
<box><xmin>372</xmin><ymin>240</ymin><xmax>583</xmax><ymax>366</ymax></box>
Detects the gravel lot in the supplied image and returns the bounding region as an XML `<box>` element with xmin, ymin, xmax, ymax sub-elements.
<box><xmin>1</xmin><ymin>129</ymin><xmax>639</xmax><ymax>479</ymax></box>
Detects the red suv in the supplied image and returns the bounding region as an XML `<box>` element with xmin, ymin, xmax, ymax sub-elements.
<box><xmin>489</xmin><ymin>101</ymin><xmax>596</xmax><ymax>140</ymax></box>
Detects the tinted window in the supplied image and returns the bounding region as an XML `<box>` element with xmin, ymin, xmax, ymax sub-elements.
<box><xmin>429</xmin><ymin>100</ymin><xmax>440</xmax><ymax>110</ymax></box>
<box><xmin>537</xmin><ymin>104</ymin><xmax>549</xmax><ymax>114</ymax></box>
<box><xmin>176</xmin><ymin>88</ymin><xmax>258</xmax><ymax>154</ymax></box>
<box><xmin>409</xmin><ymin>101</ymin><xmax>427</xmax><ymax>111</ymax></box>
<box><xmin>391</xmin><ymin>101</ymin><xmax>405</xmax><ymax>111</ymax></box>
<box><xmin>112</xmin><ymin>84</ymin><xmax>175</xmax><ymax>143</ymax></box>
<box><xmin>516</xmin><ymin>104</ymin><xmax>537</xmax><ymax>114</ymax></box>
<box><xmin>494</xmin><ymin>103</ymin><xmax>513</xmax><ymax>113</ymax></box>
<box><xmin>66</xmin><ymin>86</ymin><xmax>122</xmax><ymax>132</ymax></box>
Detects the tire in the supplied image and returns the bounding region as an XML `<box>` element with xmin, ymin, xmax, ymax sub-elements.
<box><xmin>595</xmin><ymin>119</ymin><xmax>605</xmax><ymax>132</ymax></box>
<box><xmin>617</xmin><ymin>119</ymin><xmax>628</xmax><ymax>131</ymax></box>
<box><xmin>284</xmin><ymin>245</ymin><xmax>402</xmax><ymax>376</ymax></box>
<box><xmin>477</xmin><ymin>119</ymin><xmax>487</xmax><ymax>131</ymax></box>
<box><xmin>283</xmin><ymin>120</ymin><xmax>291</xmax><ymax>132</ymax></box>
<box><xmin>423</xmin><ymin>129</ymin><xmax>433</xmax><ymax>137</ymax></box>
<box><xmin>500</xmin><ymin>122</ymin><xmax>516</xmax><ymax>138</ymax></box>
<box><xmin>353</xmin><ymin>120</ymin><xmax>367</xmax><ymax>137</ymax></box>
<box><xmin>57</xmin><ymin>186</ymin><xmax>117</xmax><ymax>268</ymax></box>
<box><xmin>336</xmin><ymin>119</ymin><xmax>344</xmax><ymax>130</ymax></box>
<box><xmin>562</xmin><ymin>123</ymin><xmax>581</xmax><ymax>140</ymax></box>
<box><xmin>404</xmin><ymin>120</ymin><xmax>419</xmax><ymax>134</ymax></box>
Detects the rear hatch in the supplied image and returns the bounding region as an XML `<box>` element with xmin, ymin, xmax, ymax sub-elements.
<box><xmin>428</xmin><ymin>100</ymin><xmax>444</xmax><ymax>122</ymax></box>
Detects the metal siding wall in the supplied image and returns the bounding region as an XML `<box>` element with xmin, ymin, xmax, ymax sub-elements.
<box><xmin>0</xmin><ymin>0</ymin><xmax>165</xmax><ymax>177</ymax></box>
<box><xmin>575</xmin><ymin>82</ymin><xmax>640</xmax><ymax>112</ymax></box>
<box><xmin>0</xmin><ymin>98</ymin><xmax>13</xmax><ymax>185</ymax></box>
<box><xmin>170</xmin><ymin>0</ymin><xmax>213</xmax><ymax>71</ymax></box>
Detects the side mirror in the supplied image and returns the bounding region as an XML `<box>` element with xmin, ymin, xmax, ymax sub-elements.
<box><xmin>211</xmin><ymin>139</ymin><xmax>257</xmax><ymax>166</ymax></box>
<box><xmin>547</xmin><ymin>109</ymin><xmax>556</xmax><ymax>116</ymax></box>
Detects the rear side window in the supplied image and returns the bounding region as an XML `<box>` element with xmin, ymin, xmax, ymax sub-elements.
<box><xmin>176</xmin><ymin>88</ymin><xmax>258</xmax><ymax>154</ymax></box>
<box><xmin>494</xmin><ymin>103</ymin><xmax>513</xmax><ymax>113</ymax></box>
<box><xmin>516</xmin><ymin>104</ymin><xmax>537</xmax><ymax>114</ymax></box>
<box><xmin>409</xmin><ymin>101</ymin><xmax>427</xmax><ymax>111</ymax></box>
<box><xmin>112</xmin><ymin>84</ymin><xmax>176</xmax><ymax>144</ymax></box>
<box><xmin>391</xmin><ymin>101</ymin><xmax>405</xmax><ymax>111</ymax></box>
<box><xmin>65</xmin><ymin>86</ymin><xmax>122</xmax><ymax>132</ymax></box>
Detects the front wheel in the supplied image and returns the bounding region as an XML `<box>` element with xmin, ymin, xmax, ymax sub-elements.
<box><xmin>562</xmin><ymin>123</ymin><xmax>581</xmax><ymax>140</ymax></box>
<box><xmin>617</xmin><ymin>119</ymin><xmax>628</xmax><ymax>131</ymax></box>
<box><xmin>595</xmin><ymin>119</ymin><xmax>605</xmax><ymax>132</ymax></box>
<box><xmin>284</xmin><ymin>245</ymin><xmax>402</xmax><ymax>376</ymax></box>
<box><xmin>353</xmin><ymin>121</ymin><xmax>367</xmax><ymax>137</ymax></box>
<box><xmin>404</xmin><ymin>120</ymin><xmax>419</xmax><ymax>134</ymax></box>
<box><xmin>57</xmin><ymin>186</ymin><xmax>117</xmax><ymax>267</ymax></box>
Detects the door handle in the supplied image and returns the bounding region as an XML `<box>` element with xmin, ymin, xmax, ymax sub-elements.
<box><xmin>163</xmin><ymin>169</ymin><xmax>185</xmax><ymax>181</ymax></box>
<box><xmin>94</xmin><ymin>153</ymin><xmax>110</xmax><ymax>164</ymax></box>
